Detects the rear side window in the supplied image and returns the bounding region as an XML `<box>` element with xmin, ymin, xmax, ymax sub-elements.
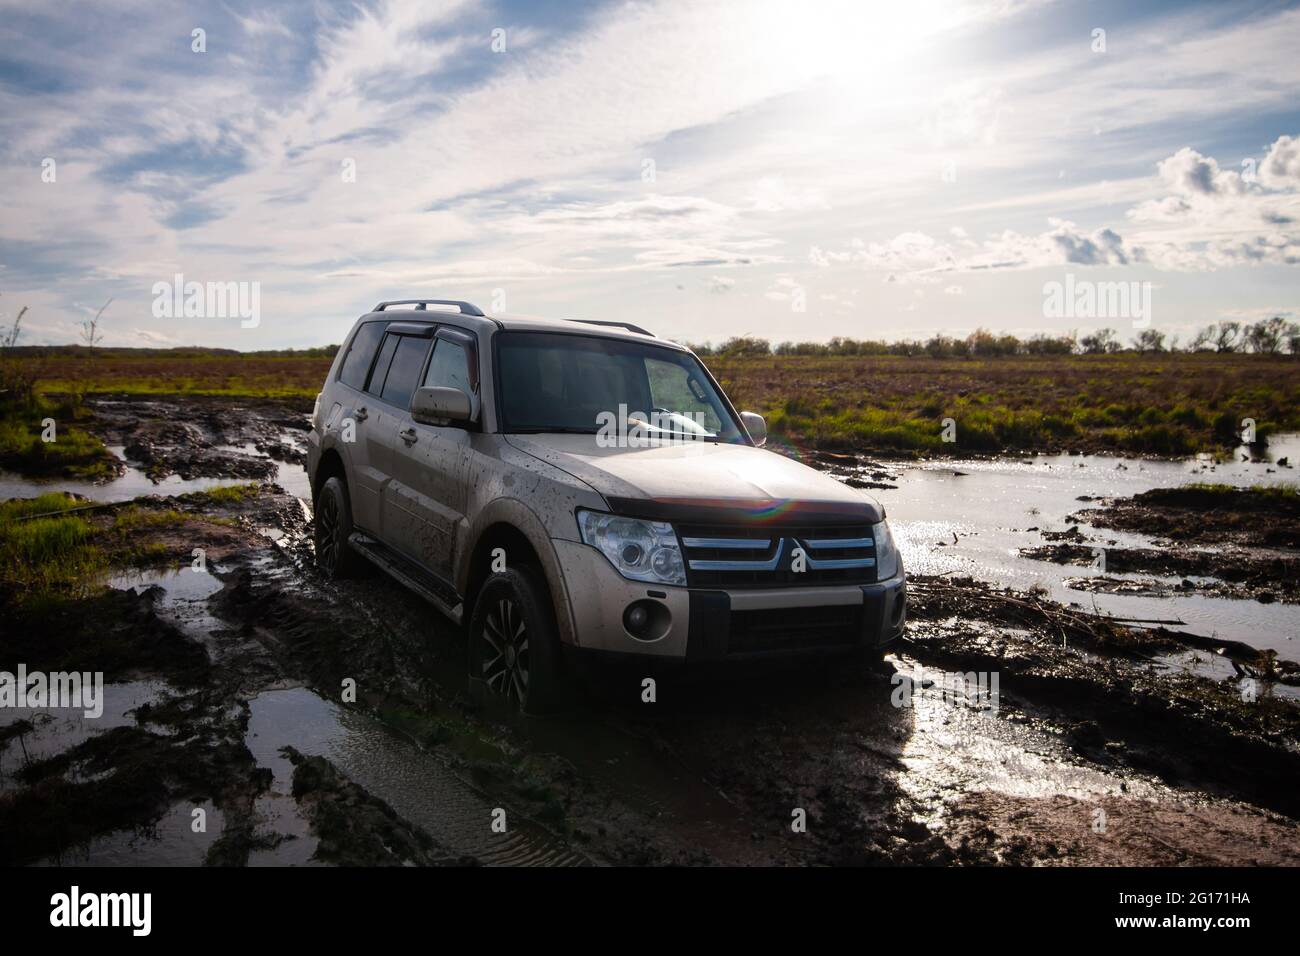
<box><xmin>337</xmin><ymin>321</ymin><xmax>386</xmax><ymax>390</ymax></box>
<box><xmin>379</xmin><ymin>335</ymin><xmax>432</xmax><ymax>409</ymax></box>
<box><xmin>365</xmin><ymin>334</ymin><xmax>400</xmax><ymax>397</ymax></box>
<box><xmin>422</xmin><ymin>339</ymin><xmax>470</xmax><ymax>394</ymax></box>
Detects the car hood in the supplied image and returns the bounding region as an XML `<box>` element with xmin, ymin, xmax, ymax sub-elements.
<box><xmin>505</xmin><ymin>434</ymin><xmax>883</xmax><ymax>525</ymax></box>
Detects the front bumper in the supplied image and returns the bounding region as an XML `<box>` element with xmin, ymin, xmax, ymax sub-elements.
<box><xmin>553</xmin><ymin>539</ymin><xmax>906</xmax><ymax>662</ymax></box>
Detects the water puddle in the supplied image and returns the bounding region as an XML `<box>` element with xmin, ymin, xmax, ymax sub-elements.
<box><xmin>860</xmin><ymin>434</ymin><xmax>1300</xmax><ymax>662</ymax></box>
<box><xmin>0</xmin><ymin>432</ymin><xmax>311</xmax><ymax>505</ymax></box>
<box><xmin>891</xmin><ymin>656</ymin><xmax>1165</xmax><ymax>820</ymax></box>
<box><xmin>0</xmin><ymin>680</ymin><xmax>173</xmax><ymax>789</ymax></box>
<box><xmin>0</xmin><ymin>454</ymin><xmax>233</xmax><ymax>502</ymax></box>
<box><xmin>246</xmin><ymin>687</ymin><xmax>588</xmax><ymax>866</ymax></box>
<box><xmin>34</xmin><ymin>800</ymin><xmax>226</xmax><ymax>867</ymax></box>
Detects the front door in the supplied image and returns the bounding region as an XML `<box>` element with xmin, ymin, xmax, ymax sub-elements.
<box><xmin>385</xmin><ymin>328</ymin><xmax>477</xmax><ymax>583</ymax></box>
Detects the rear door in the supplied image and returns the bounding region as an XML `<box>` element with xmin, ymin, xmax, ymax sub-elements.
<box><xmin>329</xmin><ymin>320</ymin><xmax>388</xmax><ymax>532</ymax></box>
<box><xmin>364</xmin><ymin>326</ymin><xmax>434</xmax><ymax>543</ymax></box>
<box><xmin>385</xmin><ymin>326</ymin><xmax>478</xmax><ymax>581</ymax></box>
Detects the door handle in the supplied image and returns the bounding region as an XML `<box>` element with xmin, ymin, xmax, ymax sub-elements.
<box><xmin>399</xmin><ymin>427</ymin><xmax>417</xmax><ymax>444</ymax></box>
<box><xmin>354</xmin><ymin>406</ymin><xmax>369</xmax><ymax>422</ymax></box>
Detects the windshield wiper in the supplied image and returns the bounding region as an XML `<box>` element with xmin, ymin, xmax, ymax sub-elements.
<box><xmin>508</xmin><ymin>427</ymin><xmax>600</xmax><ymax>435</ymax></box>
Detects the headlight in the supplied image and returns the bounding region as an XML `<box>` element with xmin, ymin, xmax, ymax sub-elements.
<box><xmin>577</xmin><ymin>509</ymin><xmax>686</xmax><ymax>586</ymax></box>
<box><xmin>873</xmin><ymin>520</ymin><xmax>900</xmax><ymax>580</ymax></box>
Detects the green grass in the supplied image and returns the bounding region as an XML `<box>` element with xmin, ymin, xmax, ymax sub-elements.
<box><xmin>0</xmin><ymin>494</ymin><xmax>174</xmax><ymax>602</ymax></box>
<box><xmin>709</xmin><ymin>352</ymin><xmax>1300</xmax><ymax>456</ymax></box>
<box><xmin>1182</xmin><ymin>482</ymin><xmax>1299</xmax><ymax>499</ymax></box>
<box><xmin>193</xmin><ymin>482</ymin><xmax>261</xmax><ymax>504</ymax></box>
<box><xmin>0</xmin><ymin>395</ymin><xmax>120</xmax><ymax>480</ymax></box>
<box><xmin>37</xmin><ymin>376</ymin><xmax>316</xmax><ymax>400</ymax></box>
<box><xmin>5</xmin><ymin>346</ymin><xmax>1299</xmax><ymax>459</ymax></box>
<box><xmin>0</xmin><ymin>495</ymin><xmax>103</xmax><ymax>596</ymax></box>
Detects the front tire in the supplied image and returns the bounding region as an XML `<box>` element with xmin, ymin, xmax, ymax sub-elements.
<box><xmin>467</xmin><ymin>566</ymin><xmax>568</xmax><ymax>714</ymax></box>
<box><xmin>314</xmin><ymin>476</ymin><xmax>361</xmax><ymax>579</ymax></box>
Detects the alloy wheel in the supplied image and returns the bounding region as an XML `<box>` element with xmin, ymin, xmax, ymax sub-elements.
<box><xmin>481</xmin><ymin>597</ymin><xmax>530</xmax><ymax>707</ymax></box>
<box><xmin>315</xmin><ymin>491</ymin><xmax>339</xmax><ymax>573</ymax></box>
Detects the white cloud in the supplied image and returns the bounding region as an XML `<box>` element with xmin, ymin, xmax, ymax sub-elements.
<box><xmin>1259</xmin><ymin>134</ymin><xmax>1300</xmax><ymax>189</ymax></box>
<box><xmin>3</xmin><ymin>0</ymin><xmax>1300</xmax><ymax>345</ymax></box>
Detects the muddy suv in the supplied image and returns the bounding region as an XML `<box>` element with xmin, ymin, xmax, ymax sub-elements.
<box><xmin>307</xmin><ymin>299</ymin><xmax>906</xmax><ymax>711</ymax></box>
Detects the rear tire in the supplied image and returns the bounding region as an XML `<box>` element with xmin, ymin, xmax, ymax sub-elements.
<box><xmin>314</xmin><ymin>475</ymin><xmax>361</xmax><ymax>579</ymax></box>
<box><xmin>467</xmin><ymin>565</ymin><xmax>568</xmax><ymax>714</ymax></box>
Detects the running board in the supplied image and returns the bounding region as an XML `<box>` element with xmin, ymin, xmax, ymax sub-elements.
<box><xmin>348</xmin><ymin>532</ymin><xmax>464</xmax><ymax>625</ymax></box>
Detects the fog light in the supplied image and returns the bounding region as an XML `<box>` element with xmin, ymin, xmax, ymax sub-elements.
<box><xmin>890</xmin><ymin>591</ymin><xmax>906</xmax><ymax>629</ymax></box>
<box><xmin>623</xmin><ymin>599</ymin><xmax>670</xmax><ymax>641</ymax></box>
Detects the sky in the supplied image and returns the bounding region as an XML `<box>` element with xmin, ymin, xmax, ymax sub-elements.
<box><xmin>1</xmin><ymin>0</ymin><xmax>1298</xmax><ymax>349</ymax></box>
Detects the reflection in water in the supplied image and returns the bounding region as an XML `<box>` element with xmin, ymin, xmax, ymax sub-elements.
<box><xmin>246</xmin><ymin>687</ymin><xmax>587</xmax><ymax>866</ymax></box>
<box><xmin>867</xmin><ymin>435</ymin><xmax>1300</xmax><ymax>660</ymax></box>
<box><xmin>0</xmin><ymin>435</ymin><xmax>313</xmax><ymax>504</ymax></box>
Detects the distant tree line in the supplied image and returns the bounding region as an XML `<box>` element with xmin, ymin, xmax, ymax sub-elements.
<box><xmin>689</xmin><ymin>317</ymin><xmax>1300</xmax><ymax>358</ymax></box>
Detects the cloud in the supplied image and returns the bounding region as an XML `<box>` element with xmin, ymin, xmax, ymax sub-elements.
<box><xmin>827</xmin><ymin>136</ymin><xmax>1300</xmax><ymax>279</ymax></box>
<box><xmin>3</xmin><ymin>0</ymin><xmax>1300</xmax><ymax>345</ymax></box>
<box><xmin>1157</xmin><ymin>146</ymin><xmax>1246</xmax><ymax>198</ymax></box>
<box><xmin>1127</xmin><ymin>135</ymin><xmax>1300</xmax><ymax>269</ymax></box>
<box><xmin>818</xmin><ymin>218</ymin><xmax>1141</xmax><ymax>279</ymax></box>
<box><xmin>1260</xmin><ymin>134</ymin><xmax>1300</xmax><ymax>189</ymax></box>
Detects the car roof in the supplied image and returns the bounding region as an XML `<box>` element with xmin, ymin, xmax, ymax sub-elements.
<box><xmin>359</xmin><ymin>304</ymin><xmax>687</xmax><ymax>351</ymax></box>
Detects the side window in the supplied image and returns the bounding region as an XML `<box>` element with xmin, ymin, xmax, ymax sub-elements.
<box><xmin>380</xmin><ymin>335</ymin><xmax>432</xmax><ymax>409</ymax></box>
<box><xmin>422</xmin><ymin>339</ymin><xmax>471</xmax><ymax>394</ymax></box>
<box><xmin>646</xmin><ymin>358</ymin><xmax>722</xmax><ymax>432</ymax></box>
<box><xmin>338</xmin><ymin>322</ymin><xmax>386</xmax><ymax>390</ymax></box>
<box><xmin>364</xmin><ymin>334</ymin><xmax>400</xmax><ymax>397</ymax></box>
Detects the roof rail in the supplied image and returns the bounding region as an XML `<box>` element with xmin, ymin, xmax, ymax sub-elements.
<box><xmin>572</xmin><ymin>319</ymin><xmax>655</xmax><ymax>337</ymax></box>
<box><xmin>373</xmin><ymin>299</ymin><xmax>486</xmax><ymax>316</ymax></box>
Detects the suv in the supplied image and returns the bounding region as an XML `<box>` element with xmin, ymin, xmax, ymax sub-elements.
<box><xmin>307</xmin><ymin>299</ymin><xmax>906</xmax><ymax>711</ymax></box>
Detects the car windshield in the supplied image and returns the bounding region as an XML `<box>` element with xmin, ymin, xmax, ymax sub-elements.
<box><xmin>496</xmin><ymin>331</ymin><xmax>745</xmax><ymax>443</ymax></box>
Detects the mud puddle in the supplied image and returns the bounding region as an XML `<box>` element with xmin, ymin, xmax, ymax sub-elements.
<box><xmin>0</xmin><ymin>680</ymin><xmax>173</xmax><ymax>788</ymax></box>
<box><xmin>33</xmin><ymin>800</ymin><xmax>226</xmax><ymax>867</ymax></box>
<box><xmin>814</xmin><ymin>434</ymin><xmax>1300</xmax><ymax>664</ymax></box>
<box><xmin>246</xmin><ymin>687</ymin><xmax>586</xmax><ymax>866</ymax></box>
<box><xmin>890</xmin><ymin>649</ymin><xmax>1300</xmax><ymax>864</ymax></box>
<box><xmin>0</xmin><ymin>395</ymin><xmax>312</xmax><ymax>503</ymax></box>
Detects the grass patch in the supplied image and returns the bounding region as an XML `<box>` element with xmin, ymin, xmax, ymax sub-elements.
<box><xmin>20</xmin><ymin>349</ymin><xmax>330</xmax><ymax>401</ymax></box>
<box><xmin>1180</xmin><ymin>482</ymin><xmax>1299</xmax><ymax>501</ymax></box>
<box><xmin>0</xmin><ymin>394</ymin><xmax>119</xmax><ymax>480</ymax></box>
<box><xmin>194</xmin><ymin>482</ymin><xmax>261</xmax><ymax>504</ymax></box>
<box><xmin>0</xmin><ymin>494</ymin><xmax>176</xmax><ymax>603</ymax></box>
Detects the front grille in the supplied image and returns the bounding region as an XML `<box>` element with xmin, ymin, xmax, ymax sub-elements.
<box><xmin>728</xmin><ymin>604</ymin><xmax>864</xmax><ymax>653</ymax></box>
<box><xmin>678</xmin><ymin>523</ymin><xmax>876</xmax><ymax>588</ymax></box>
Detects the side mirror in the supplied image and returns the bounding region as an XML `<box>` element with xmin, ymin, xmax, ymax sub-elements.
<box><xmin>740</xmin><ymin>411</ymin><xmax>767</xmax><ymax>447</ymax></box>
<box><xmin>411</xmin><ymin>386</ymin><xmax>472</xmax><ymax>426</ymax></box>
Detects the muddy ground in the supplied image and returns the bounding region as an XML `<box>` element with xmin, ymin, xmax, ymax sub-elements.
<box><xmin>1019</xmin><ymin>486</ymin><xmax>1300</xmax><ymax>605</ymax></box>
<box><xmin>2</xmin><ymin>395</ymin><xmax>1300</xmax><ymax>866</ymax></box>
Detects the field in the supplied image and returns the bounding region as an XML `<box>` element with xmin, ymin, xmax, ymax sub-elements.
<box><xmin>707</xmin><ymin>351</ymin><xmax>1300</xmax><ymax>455</ymax></box>
<box><xmin>2</xmin><ymin>347</ymin><xmax>1298</xmax><ymax>459</ymax></box>
<box><xmin>7</xmin><ymin>346</ymin><xmax>333</xmax><ymax>403</ymax></box>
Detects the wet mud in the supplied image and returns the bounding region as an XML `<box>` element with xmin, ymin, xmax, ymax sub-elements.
<box><xmin>1014</xmin><ymin>484</ymin><xmax>1300</xmax><ymax>605</ymax></box>
<box><xmin>3</xmin><ymin>395</ymin><xmax>1299</xmax><ymax>866</ymax></box>
<box><xmin>90</xmin><ymin>395</ymin><xmax>308</xmax><ymax>483</ymax></box>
